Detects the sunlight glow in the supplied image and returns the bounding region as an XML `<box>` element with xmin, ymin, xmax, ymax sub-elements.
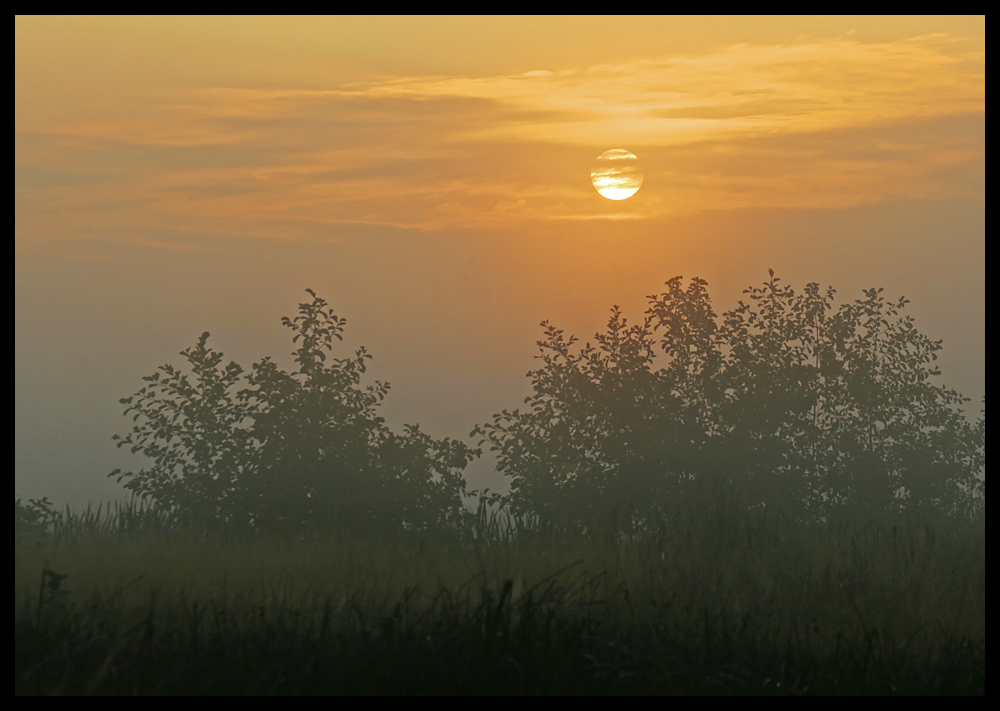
<box><xmin>591</xmin><ymin>149</ymin><xmax>643</xmax><ymax>200</ymax></box>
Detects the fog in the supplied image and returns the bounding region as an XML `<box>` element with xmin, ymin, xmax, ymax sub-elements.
<box><xmin>16</xmin><ymin>198</ymin><xmax>984</xmax><ymax>507</ymax></box>
<box><xmin>15</xmin><ymin>17</ymin><xmax>984</xmax><ymax>507</ymax></box>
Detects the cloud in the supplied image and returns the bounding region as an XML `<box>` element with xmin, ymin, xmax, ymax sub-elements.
<box><xmin>357</xmin><ymin>35</ymin><xmax>983</xmax><ymax>143</ymax></box>
<box><xmin>15</xmin><ymin>35</ymin><xmax>984</xmax><ymax>241</ymax></box>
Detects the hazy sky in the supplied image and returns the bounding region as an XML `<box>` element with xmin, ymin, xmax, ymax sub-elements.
<box><xmin>15</xmin><ymin>16</ymin><xmax>985</xmax><ymax>506</ymax></box>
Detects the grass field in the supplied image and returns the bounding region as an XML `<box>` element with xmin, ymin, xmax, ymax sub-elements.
<box><xmin>15</xmin><ymin>497</ymin><xmax>986</xmax><ymax>695</ymax></box>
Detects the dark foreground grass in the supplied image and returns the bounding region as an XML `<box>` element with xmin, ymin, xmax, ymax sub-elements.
<box><xmin>15</xmin><ymin>502</ymin><xmax>985</xmax><ymax>695</ymax></box>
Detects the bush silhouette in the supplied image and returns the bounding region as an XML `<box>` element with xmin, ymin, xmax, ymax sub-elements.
<box><xmin>475</xmin><ymin>272</ymin><xmax>985</xmax><ymax>525</ymax></box>
<box><xmin>111</xmin><ymin>290</ymin><xmax>477</xmax><ymax>534</ymax></box>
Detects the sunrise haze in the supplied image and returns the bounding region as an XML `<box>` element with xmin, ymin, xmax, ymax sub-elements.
<box><xmin>15</xmin><ymin>16</ymin><xmax>985</xmax><ymax>507</ymax></box>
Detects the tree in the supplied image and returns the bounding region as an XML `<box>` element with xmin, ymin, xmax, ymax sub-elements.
<box><xmin>475</xmin><ymin>273</ymin><xmax>984</xmax><ymax>524</ymax></box>
<box><xmin>111</xmin><ymin>290</ymin><xmax>477</xmax><ymax>534</ymax></box>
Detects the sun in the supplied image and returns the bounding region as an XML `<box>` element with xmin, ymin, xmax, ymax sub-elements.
<box><xmin>591</xmin><ymin>149</ymin><xmax>643</xmax><ymax>200</ymax></box>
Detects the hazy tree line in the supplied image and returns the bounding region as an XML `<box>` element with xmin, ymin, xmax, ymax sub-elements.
<box><xmin>88</xmin><ymin>274</ymin><xmax>984</xmax><ymax>534</ymax></box>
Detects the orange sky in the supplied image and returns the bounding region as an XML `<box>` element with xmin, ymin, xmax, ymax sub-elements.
<box><xmin>15</xmin><ymin>16</ymin><xmax>985</xmax><ymax>505</ymax></box>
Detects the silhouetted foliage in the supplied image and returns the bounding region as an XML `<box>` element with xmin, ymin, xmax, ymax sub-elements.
<box><xmin>476</xmin><ymin>272</ymin><xmax>985</xmax><ymax>525</ymax></box>
<box><xmin>16</xmin><ymin>501</ymin><xmax>987</xmax><ymax>695</ymax></box>
<box><xmin>111</xmin><ymin>290</ymin><xmax>477</xmax><ymax>533</ymax></box>
<box><xmin>14</xmin><ymin>497</ymin><xmax>59</xmax><ymax>543</ymax></box>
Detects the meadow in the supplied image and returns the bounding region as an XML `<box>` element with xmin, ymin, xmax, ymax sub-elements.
<box><xmin>15</xmin><ymin>495</ymin><xmax>985</xmax><ymax>695</ymax></box>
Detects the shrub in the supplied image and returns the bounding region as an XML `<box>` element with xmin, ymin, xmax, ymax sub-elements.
<box><xmin>475</xmin><ymin>272</ymin><xmax>985</xmax><ymax>525</ymax></box>
<box><xmin>111</xmin><ymin>290</ymin><xmax>477</xmax><ymax>534</ymax></box>
<box><xmin>14</xmin><ymin>497</ymin><xmax>59</xmax><ymax>542</ymax></box>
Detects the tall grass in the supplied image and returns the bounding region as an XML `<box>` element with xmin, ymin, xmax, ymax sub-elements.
<box><xmin>15</xmin><ymin>495</ymin><xmax>985</xmax><ymax>694</ymax></box>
